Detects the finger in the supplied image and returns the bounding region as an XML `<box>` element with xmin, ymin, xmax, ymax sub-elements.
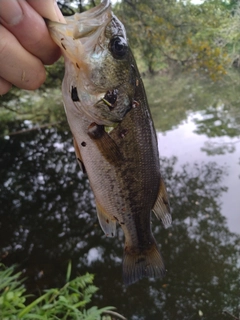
<box><xmin>0</xmin><ymin>77</ymin><xmax>12</xmax><ymax>95</ymax></box>
<box><xmin>27</xmin><ymin>0</ymin><xmax>66</xmax><ymax>23</ymax></box>
<box><xmin>0</xmin><ymin>0</ymin><xmax>61</xmax><ymax>65</ymax></box>
<box><xmin>0</xmin><ymin>25</ymin><xmax>46</xmax><ymax>90</ymax></box>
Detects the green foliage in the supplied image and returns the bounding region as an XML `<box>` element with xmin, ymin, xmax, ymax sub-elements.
<box><xmin>0</xmin><ymin>86</ymin><xmax>66</xmax><ymax>137</ymax></box>
<box><xmin>114</xmin><ymin>0</ymin><xmax>237</xmax><ymax>78</ymax></box>
<box><xmin>0</xmin><ymin>264</ymin><xmax>27</xmax><ymax>320</ymax></box>
<box><xmin>0</xmin><ymin>263</ymin><xmax>118</xmax><ymax>320</ymax></box>
<box><xmin>144</xmin><ymin>70</ymin><xmax>240</xmax><ymax>138</ymax></box>
<box><xmin>43</xmin><ymin>58</ymin><xmax>64</xmax><ymax>89</ymax></box>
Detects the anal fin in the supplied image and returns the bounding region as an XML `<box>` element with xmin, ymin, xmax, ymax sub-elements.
<box><xmin>152</xmin><ymin>178</ymin><xmax>171</xmax><ymax>228</ymax></box>
<box><xmin>96</xmin><ymin>201</ymin><xmax>116</xmax><ymax>237</ymax></box>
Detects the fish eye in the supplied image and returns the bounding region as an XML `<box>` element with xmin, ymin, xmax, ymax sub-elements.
<box><xmin>109</xmin><ymin>37</ymin><xmax>128</xmax><ymax>59</ymax></box>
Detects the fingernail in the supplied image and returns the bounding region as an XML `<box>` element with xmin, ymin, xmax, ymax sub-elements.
<box><xmin>53</xmin><ymin>1</ymin><xmax>66</xmax><ymax>23</ymax></box>
<box><xmin>0</xmin><ymin>0</ymin><xmax>23</xmax><ymax>25</ymax></box>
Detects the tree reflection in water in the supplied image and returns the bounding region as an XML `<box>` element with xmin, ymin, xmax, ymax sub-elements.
<box><xmin>0</xmin><ymin>123</ymin><xmax>239</xmax><ymax>320</ymax></box>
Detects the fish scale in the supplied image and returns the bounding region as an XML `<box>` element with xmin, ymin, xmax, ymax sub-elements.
<box><xmin>48</xmin><ymin>0</ymin><xmax>171</xmax><ymax>286</ymax></box>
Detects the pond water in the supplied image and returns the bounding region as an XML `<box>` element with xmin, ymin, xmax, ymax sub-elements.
<box><xmin>158</xmin><ymin>114</ymin><xmax>240</xmax><ymax>234</ymax></box>
<box><xmin>0</xmin><ymin>73</ymin><xmax>240</xmax><ymax>320</ymax></box>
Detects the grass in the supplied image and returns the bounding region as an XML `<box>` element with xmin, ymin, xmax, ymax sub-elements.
<box><xmin>0</xmin><ymin>263</ymin><xmax>125</xmax><ymax>320</ymax></box>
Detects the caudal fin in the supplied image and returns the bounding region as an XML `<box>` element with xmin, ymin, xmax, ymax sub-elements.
<box><xmin>122</xmin><ymin>240</ymin><xmax>165</xmax><ymax>286</ymax></box>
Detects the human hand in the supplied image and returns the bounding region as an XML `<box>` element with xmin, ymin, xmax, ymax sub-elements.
<box><xmin>0</xmin><ymin>0</ymin><xmax>66</xmax><ymax>95</ymax></box>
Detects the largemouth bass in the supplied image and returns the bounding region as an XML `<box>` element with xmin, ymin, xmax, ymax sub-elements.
<box><xmin>48</xmin><ymin>0</ymin><xmax>171</xmax><ymax>286</ymax></box>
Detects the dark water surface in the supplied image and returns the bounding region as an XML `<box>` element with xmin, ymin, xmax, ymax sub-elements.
<box><xmin>0</xmin><ymin>74</ymin><xmax>240</xmax><ymax>319</ymax></box>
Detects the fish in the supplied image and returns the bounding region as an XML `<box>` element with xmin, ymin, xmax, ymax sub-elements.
<box><xmin>48</xmin><ymin>0</ymin><xmax>171</xmax><ymax>286</ymax></box>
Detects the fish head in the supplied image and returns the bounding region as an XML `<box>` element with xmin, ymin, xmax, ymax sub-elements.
<box><xmin>48</xmin><ymin>0</ymin><xmax>136</xmax><ymax>126</ymax></box>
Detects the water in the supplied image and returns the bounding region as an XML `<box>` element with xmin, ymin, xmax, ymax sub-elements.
<box><xmin>158</xmin><ymin>115</ymin><xmax>240</xmax><ymax>234</ymax></box>
<box><xmin>0</xmin><ymin>74</ymin><xmax>239</xmax><ymax>319</ymax></box>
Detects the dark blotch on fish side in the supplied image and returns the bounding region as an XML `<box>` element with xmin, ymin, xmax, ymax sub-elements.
<box><xmin>71</xmin><ymin>86</ymin><xmax>80</xmax><ymax>102</ymax></box>
<box><xmin>88</xmin><ymin>123</ymin><xmax>105</xmax><ymax>140</ymax></box>
<box><xmin>81</xmin><ymin>142</ymin><xmax>87</xmax><ymax>147</ymax></box>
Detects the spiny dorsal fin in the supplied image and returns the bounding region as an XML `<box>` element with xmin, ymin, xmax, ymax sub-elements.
<box><xmin>96</xmin><ymin>201</ymin><xmax>116</xmax><ymax>237</ymax></box>
<box><xmin>152</xmin><ymin>178</ymin><xmax>171</xmax><ymax>228</ymax></box>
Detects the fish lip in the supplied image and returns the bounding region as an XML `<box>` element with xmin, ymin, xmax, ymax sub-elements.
<box><xmin>71</xmin><ymin>1</ymin><xmax>112</xmax><ymax>40</ymax></box>
<box><xmin>48</xmin><ymin>0</ymin><xmax>128</xmax><ymax>126</ymax></box>
<box><xmin>47</xmin><ymin>0</ymin><xmax>112</xmax><ymax>43</ymax></box>
<box><xmin>47</xmin><ymin>0</ymin><xmax>113</xmax><ymax>66</ymax></box>
<box><xmin>73</xmin><ymin>0</ymin><xmax>111</xmax><ymax>20</ymax></box>
<box><xmin>47</xmin><ymin>19</ymin><xmax>68</xmax><ymax>46</ymax></box>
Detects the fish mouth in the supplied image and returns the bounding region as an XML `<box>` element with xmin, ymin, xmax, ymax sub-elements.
<box><xmin>47</xmin><ymin>0</ymin><xmax>112</xmax><ymax>62</ymax></box>
<box><xmin>47</xmin><ymin>0</ymin><xmax>130</xmax><ymax>127</ymax></box>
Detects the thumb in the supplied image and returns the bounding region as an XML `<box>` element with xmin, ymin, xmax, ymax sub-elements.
<box><xmin>27</xmin><ymin>0</ymin><xmax>66</xmax><ymax>23</ymax></box>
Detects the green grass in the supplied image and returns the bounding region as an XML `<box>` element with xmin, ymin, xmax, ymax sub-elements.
<box><xmin>0</xmin><ymin>263</ymin><xmax>125</xmax><ymax>320</ymax></box>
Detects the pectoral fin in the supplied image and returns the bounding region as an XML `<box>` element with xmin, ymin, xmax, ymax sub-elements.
<box><xmin>96</xmin><ymin>201</ymin><xmax>116</xmax><ymax>237</ymax></box>
<box><xmin>87</xmin><ymin>123</ymin><xmax>123</xmax><ymax>164</ymax></box>
<box><xmin>152</xmin><ymin>178</ymin><xmax>171</xmax><ymax>228</ymax></box>
<box><xmin>73</xmin><ymin>136</ymin><xmax>86</xmax><ymax>173</ymax></box>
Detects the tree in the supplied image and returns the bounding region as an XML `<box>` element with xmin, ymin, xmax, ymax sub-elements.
<box><xmin>114</xmin><ymin>0</ymin><xmax>232</xmax><ymax>78</ymax></box>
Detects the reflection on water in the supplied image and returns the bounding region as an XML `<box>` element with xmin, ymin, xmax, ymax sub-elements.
<box><xmin>157</xmin><ymin>113</ymin><xmax>240</xmax><ymax>235</ymax></box>
<box><xmin>0</xmin><ymin>74</ymin><xmax>240</xmax><ymax>319</ymax></box>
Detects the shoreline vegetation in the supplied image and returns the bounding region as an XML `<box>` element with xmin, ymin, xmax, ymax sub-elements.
<box><xmin>1</xmin><ymin>68</ymin><xmax>240</xmax><ymax>139</ymax></box>
<box><xmin>0</xmin><ymin>263</ymin><xmax>126</xmax><ymax>320</ymax></box>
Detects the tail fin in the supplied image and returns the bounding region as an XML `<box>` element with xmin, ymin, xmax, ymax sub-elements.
<box><xmin>122</xmin><ymin>240</ymin><xmax>165</xmax><ymax>286</ymax></box>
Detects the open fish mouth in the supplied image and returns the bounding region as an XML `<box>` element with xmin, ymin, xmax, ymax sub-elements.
<box><xmin>48</xmin><ymin>0</ymin><xmax>132</xmax><ymax>126</ymax></box>
<box><xmin>47</xmin><ymin>0</ymin><xmax>112</xmax><ymax>65</ymax></box>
